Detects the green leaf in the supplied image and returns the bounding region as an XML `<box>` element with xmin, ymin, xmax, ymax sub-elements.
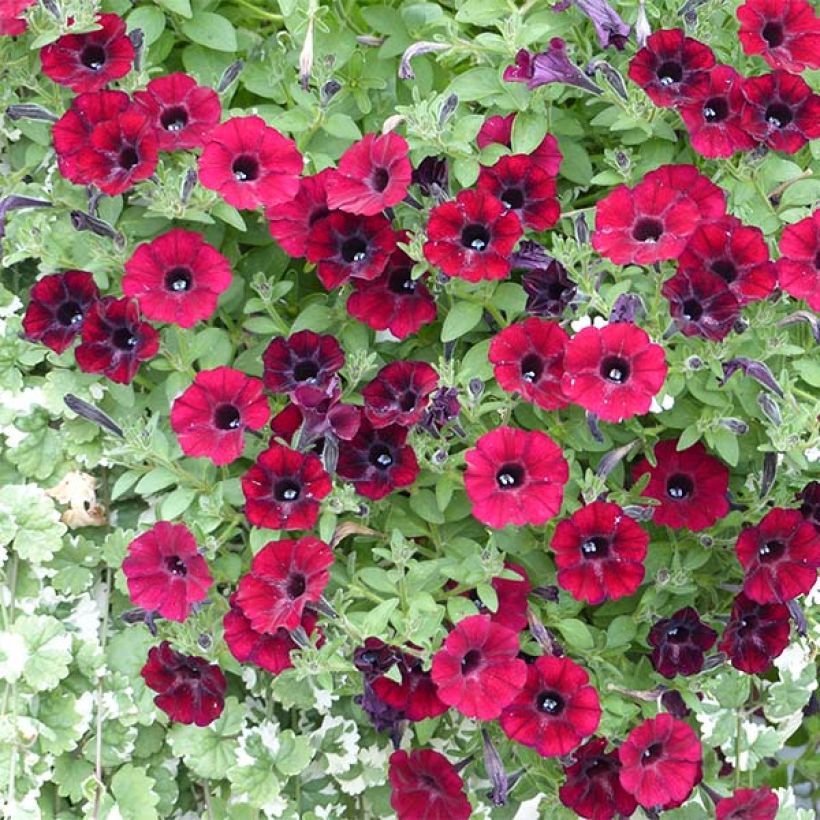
<box><xmin>127</xmin><ymin>6</ymin><xmax>166</xmax><ymax>46</ymax></box>
<box><xmin>360</xmin><ymin>598</ymin><xmax>400</xmax><ymax>635</ymax></box>
<box><xmin>322</xmin><ymin>114</ymin><xmax>362</xmax><ymax>141</ymax></box>
<box><xmin>135</xmin><ymin>468</ymin><xmax>178</xmax><ymax>496</ymax></box>
<box><xmin>558</xmin><ymin>139</ymin><xmax>593</xmax><ymax>185</ymax></box>
<box><xmin>161</xmin><ymin>485</ymin><xmax>198</xmax><ymax>519</ymax></box>
<box><xmin>0</xmin><ymin>484</ymin><xmax>66</xmax><ymax>564</ymax></box>
<box><xmin>180</xmin><ymin>12</ymin><xmax>238</xmax><ymax>52</ymax></box>
<box><xmin>455</xmin><ymin>0</ymin><xmax>509</xmax><ymax>25</ymax></box>
<box><xmin>557</xmin><ymin>618</ymin><xmax>594</xmax><ymax>651</ymax></box>
<box><xmin>709</xmin><ymin>427</ymin><xmax>739</xmax><ymax>467</ymax></box>
<box><xmin>274</xmin><ymin>729</ymin><xmax>313</xmax><ymax>776</ymax></box>
<box><xmin>156</xmin><ymin>0</ymin><xmax>192</xmax><ymax>17</ymax></box>
<box><xmin>112</xmin><ymin>765</ymin><xmax>160</xmax><ymax>820</ymax></box>
<box><xmin>606</xmin><ymin>615</ymin><xmax>637</xmax><ymax>648</ymax></box>
<box><xmin>442</xmin><ymin>301</ymin><xmax>483</xmax><ymax>342</ymax></box>
<box><xmin>6</xmin><ymin>426</ymin><xmax>62</xmax><ymax>481</ymax></box>
<box><xmin>409</xmin><ymin>489</ymin><xmax>446</xmax><ymax>524</ymax></box>
<box><xmin>13</xmin><ymin>615</ymin><xmax>72</xmax><ymax>692</ymax></box>
<box><xmin>511</xmin><ymin>112</ymin><xmax>547</xmax><ymax>155</ymax></box>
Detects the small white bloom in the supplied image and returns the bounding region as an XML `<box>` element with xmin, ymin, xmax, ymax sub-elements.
<box><xmin>570</xmin><ymin>315</ymin><xmax>592</xmax><ymax>332</ymax></box>
<box><xmin>0</xmin><ymin>631</ymin><xmax>28</xmax><ymax>682</ymax></box>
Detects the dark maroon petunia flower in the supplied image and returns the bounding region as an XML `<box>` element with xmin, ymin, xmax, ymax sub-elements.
<box><xmin>134</xmin><ymin>72</ymin><xmax>221</xmax><ymax>152</ymax></box>
<box><xmin>633</xmin><ymin>440</ymin><xmax>730</xmax><ymax>531</ymax></box>
<box><xmin>0</xmin><ymin>0</ymin><xmax>34</xmax><ymax>36</ymax></box>
<box><xmin>550</xmin><ymin>501</ymin><xmax>648</xmax><ymax>605</ymax></box>
<box><xmin>464</xmin><ymin>426</ymin><xmax>568</xmax><ymax>529</ymax></box>
<box><xmin>627</xmin><ymin>28</ymin><xmax>715</xmax><ymax>107</ymax></box>
<box><xmin>488</xmin><ymin>317</ymin><xmax>570</xmax><ymax>410</ymax></box>
<box><xmin>678</xmin><ymin>215</ymin><xmax>776</xmax><ymax>304</ymax></box>
<box><xmin>40</xmin><ymin>13</ymin><xmax>134</xmax><ymax>93</ymax></box>
<box><xmin>235</xmin><ymin>536</ymin><xmax>334</xmax><ymax>633</ymax></box>
<box><xmin>518</xmin><ymin>251</ymin><xmax>577</xmax><ymax>317</ymax></box>
<box><xmin>592</xmin><ymin>164</ymin><xmax>726</xmax><ymax>266</ymax></box>
<box><xmin>141</xmin><ymin>641</ymin><xmax>226</xmax><ymax>726</ymax></box>
<box><xmin>500</xmin><ymin>655</ymin><xmax>601</xmax><ymax>757</ymax></box>
<box><xmin>241</xmin><ymin>442</ymin><xmax>332</xmax><ymax>530</ymax></box>
<box><xmin>306</xmin><ymin>210</ymin><xmax>397</xmax><ymax>290</ymax></box>
<box><xmin>716</xmin><ymin>787</ymin><xmax>779</xmax><ymax>820</ymax></box>
<box><xmin>423</xmin><ymin>189</ymin><xmax>523</xmax><ymax>282</ymax></box>
<box><xmin>75</xmin><ymin>297</ymin><xmax>159</xmax><ymax>385</ymax></box>
<box><xmin>735</xmin><ymin>507</ymin><xmax>820</xmax><ymax>603</ymax></box>
<box><xmin>738</xmin><ymin>0</ymin><xmax>820</xmax><ymax>73</ymax></box>
<box><xmin>336</xmin><ymin>420</ymin><xmax>419</xmax><ymax>500</ymax></box>
<box><xmin>719</xmin><ymin>592</ymin><xmax>791</xmax><ymax>675</ymax></box>
<box><xmin>477</xmin><ymin>155</ymin><xmax>560</xmax><ymax>231</ymax></box>
<box><xmin>662</xmin><ymin>268</ymin><xmax>740</xmax><ymax>342</ymax></box>
<box><xmin>123</xmin><ymin>228</ymin><xmax>232</xmax><ymax>327</ymax></box>
<box><xmin>561</xmin><ymin>323</ymin><xmax>668</xmax><ymax>423</ymax></box>
<box><xmin>326</xmin><ymin>132</ymin><xmax>412</xmax><ymax>216</ymax></box>
<box><xmin>797</xmin><ymin>480</ymin><xmax>820</xmax><ymax>530</ymax></box>
<box><xmin>122</xmin><ymin>521</ymin><xmax>212</xmax><ymax>622</ymax></box>
<box><xmin>678</xmin><ymin>66</ymin><xmax>757</xmax><ymax>159</ymax></box>
<box><xmin>430</xmin><ymin>614</ymin><xmax>526</xmax><ymax>720</ymax></box>
<box><xmin>362</xmin><ymin>360</ymin><xmax>439</xmax><ymax>428</ymax></box>
<box><xmin>346</xmin><ymin>242</ymin><xmax>437</xmax><ymax>339</ymax></box>
<box><xmin>648</xmin><ymin>606</ymin><xmax>718</xmax><ymax>679</ymax></box>
<box><xmin>22</xmin><ymin>270</ymin><xmax>99</xmax><ymax>354</ymax></box>
<box><xmin>266</xmin><ymin>169</ymin><xmax>332</xmax><ymax>257</ymax></box>
<box><xmin>618</xmin><ymin>714</ymin><xmax>703</xmax><ymax>810</ymax></box>
<box><xmin>170</xmin><ymin>367</ymin><xmax>270</xmax><ymax>466</ymax></box>
<box><xmin>372</xmin><ymin>653</ymin><xmax>449</xmax><ymax>721</ymax></box>
<box><xmin>388</xmin><ymin>749</ymin><xmax>472</xmax><ymax>820</ymax></box>
<box><xmin>224</xmin><ymin>593</ymin><xmax>323</xmax><ymax>675</ymax></box>
<box><xmin>262</xmin><ymin>330</ymin><xmax>345</xmax><ymax>395</ymax></box>
<box><xmin>412</xmin><ymin>155</ymin><xmax>449</xmax><ymax>198</ymax></box>
<box><xmin>476</xmin><ymin>113</ymin><xmax>563</xmax><ymax>175</ymax></box>
<box><xmin>504</xmin><ymin>40</ymin><xmax>604</xmax><ymax>95</ymax></box>
<box><xmin>776</xmin><ymin>209</ymin><xmax>820</xmax><ymax>312</ymax></box>
<box><xmin>198</xmin><ymin>115</ymin><xmax>303</xmax><ymax>210</ymax></box>
<box><xmin>559</xmin><ymin>737</ymin><xmax>638</xmax><ymax>820</ymax></box>
<box><xmin>740</xmin><ymin>70</ymin><xmax>820</xmax><ymax>154</ymax></box>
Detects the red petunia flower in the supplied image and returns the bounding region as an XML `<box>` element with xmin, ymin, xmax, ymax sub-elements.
<box><xmin>372</xmin><ymin>653</ymin><xmax>449</xmax><ymax>721</ymax></box>
<box><xmin>716</xmin><ymin>787</ymin><xmax>779</xmax><ymax>820</ymax></box>
<box><xmin>40</xmin><ymin>13</ymin><xmax>134</xmax><ymax>93</ymax></box>
<box><xmin>618</xmin><ymin>714</ymin><xmax>703</xmax><ymax>810</ymax></box>
<box><xmin>633</xmin><ymin>439</ymin><xmax>730</xmax><ymax>531</ymax></box>
<box><xmin>500</xmin><ymin>655</ymin><xmax>601</xmax><ymax>757</ymax></box>
<box><xmin>75</xmin><ymin>297</ymin><xmax>159</xmax><ymax>384</ymax></box>
<box><xmin>719</xmin><ymin>592</ymin><xmax>791</xmax><ymax>675</ymax></box>
<box><xmin>346</xmin><ymin>243</ymin><xmax>437</xmax><ymax>339</ymax></box>
<box><xmin>430</xmin><ymin>614</ymin><xmax>526</xmax><ymax>720</ymax></box>
<box><xmin>648</xmin><ymin>606</ymin><xmax>718</xmax><ymax>679</ymax></box>
<box><xmin>123</xmin><ymin>228</ymin><xmax>232</xmax><ymax>327</ymax></box>
<box><xmin>170</xmin><ymin>367</ymin><xmax>270</xmax><ymax>466</ymax></box>
<box><xmin>361</xmin><ymin>360</ymin><xmax>438</xmax><ymax>429</ymax></box>
<box><xmin>476</xmin><ymin>113</ymin><xmax>563</xmax><ymax>175</ymax></box>
<box><xmin>561</xmin><ymin>323</ymin><xmax>668</xmax><ymax>423</ymax></box>
<box><xmin>592</xmin><ymin>164</ymin><xmax>726</xmax><ymax>266</ymax></box>
<box><xmin>423</xmin><ymin>189</ymin><xmax>523</xmax><ymax>282</ymax></box>
<box><xmin>266</xmin><ymin>169</ymin><xmax>332</xmax><ymax>257</ymax></box>
<box><xmin>735</xmin><ymin>507</ymin><xmax>820</xmax><ymax>603</ymax></box>
<box><xmin>388</xmin><ymin>749</ymin><xmax>472</xmax><ymax>820</ymax></box>
<box><xmin>223</xmin><ymin>593</ymin><xmax>323</xmax><ymax>675</ymax></box>
<box><xmin>326</xmin><ymin>132</ymin><xmax>412</xmax><ymax>216</ymax></box>
<box><xmin>464</xmin><ymin>426</ymin><xmax>568</xmax><ymax>529</ymax></box>
<box><xmin>476</xmin><ymin>154</ymin><xmax>560</xmax><ymax>231</ymax></box>
<box><xmin>737</xmin><ymin>0</ymin><xmax>820</xmax><ymax>73</ymax></box>
<box><xmin>662</xmin><ymin>268</ymin><xmax>740</xmax><ymax>342</ymax></box>
<box><xmin>122</xmin><ymin>521</ymin><xmax>212</xmax><ymax>622</ymax></box>
<box><xmin>550</xmin><ymin>501</ymin><xmax>648</xmax><ymax>605</ymax></box>
<box><xmin>628</xmin><ymin>28</ymin><xmax>715</xmax><ymax>107</ymax></box>
<box><xmin>470</xmin><ymin>562</ymin><xmax>532</xmax><ymax>632</ymax></box>
<box><xmin>740</xmin><ymin>70</ymin><xmax>820</xmax><ymax>154</ymax></box>
<box><xmin>336</xmin><ymin>420</ymin><xmax>419</xmax><ymax>500</ymax></box>
<box><xmin>235</xmin><ymin>536</ymin><xmax>334</xmax><ymax>633</ymax></box>
<box><xmin>559</xmin><ymin>737</ymin><xmax>638</xmax><ymax>820</ymax></box>
<box><xmin>262</xmin><ymin>330</ymin><xmax>345</xmax><ymax>395</ymax></box>
<box><xmin>488</xmin><ymin>317</ymin><xmax>570</xmax><ymax>410</ymax></box>
<box><xmin>198</xmin><ymin>116</ymin><xmax>303</xmax><ymax>210</ymax></box>
<box><xmin>678</xmin><ymin>66</ymin><xmax>757</xmax><ymax>158</ymax></box>
<box><xmin>22</xmin><ymin>270</ymin><xmax>99</xmax><ymax>354</ymax></box>
<box><xmin>241</xmin><ymin>442</ymin><xmax>332</xmax><ymax>530</ymax></box>
<box><xmin>0</xmin><ymin>0</ymin><xmax>34</xmax><ymax>36</ymax></box>
<box><xmin>133</xmin><ymin>72</ymin><xmax>221</xmax><ymax>151</ymax></box>
<box><xmin>305</xmin><ymin>211</ymin><xmax>398</xmax><ymax>290</ymax></box>
<box><xmin>141</xmin><ymin>641</ymin><xmax>226</xmax><ymax>726</ymax></box>
<box><xmin>776</xmin><ymin>209</ymin><xmax>820</xmax><ymax>311</ymax></box>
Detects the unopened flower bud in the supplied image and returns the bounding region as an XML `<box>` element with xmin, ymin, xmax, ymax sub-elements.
<box><xmin>733</xmin><ymin>317</ymin><xmax>749</xmax><ymax>334</ymax></box>
<box><xmin>719</xmin><ymin>418</ymin><xmax>749</xmax><ymax>435</ymax></box>
<box><xmin>574</xmin><ymin>213</ymin><xmax>589</xmax><ymax>245</ymax></box>
<box><xmin>635</xmin><ymin>0</ymin><xmax>651</xmax><ymax>46</ymax></box>
<box><xmin>760</xmin><ymin>451</ymin><xmax>777</xmax><ymax>498</ymax></box>
<box><xmin>217</xmin><ymin>60</ymin><xmax>244</xmax><ymax>93</ymax></box>
<box><xmin>70</xmin><ymin>210</ymin><xmax>125</xmax><ymax>247</ymax></box>
<box><xmin>623</xmin><ymin>504</ymin><xmax>654</xmax><ymax>521</ymax></box>
<box><xmin>320</xmin><ymin>79</ymin><xmax>341</xmax><ymax>107</ymax></box>
<box><xmin>198</xmin><ymin>634</ymin><xmax>212</xmax><ymax>650</ymax></box>
<box><xmin>432</xmin><ymin>448</ymin><xmax>447</xmax><ymax>465</ymax></box>
<box><xmin>6</xmin><ymin>104</ymin><xmax>58</xmax><ymax>123</ymax></box>
<box><xmin>438</xmin><ymin>94</ymin><xmax>458</xmax><ymax>127</ymax></box>
<box><xmin>129</xmin><ymin>28</ymin><xmax>144</xmax><ymax>71</ymax></box>
<box><xmin>468</xmin><ymin>378</ymin><xmax>484</xmax><ymax>399</ymax></box>
<box><xmin>482</xmin><ymin>729</ymin><xmax>509</xmax><ymax>806</ymax></box>
<box><xmin>398</xmin><ymin>41</ymin><xmax>449</xmax><ymax>80</ymax></box>
<box><xmin>757</xmin><ymin>392</ymin><xmax>781</xmax><ymax>426</ymax></box>
<box><xmin>181</xmin><ymin>168</ymin><xmax>197</xmax><ymax>204</ymax></box>
<box><xmin>686</xmin><ymin>356</ymin><xmax>702</xmax><ymax>370</ymax></box>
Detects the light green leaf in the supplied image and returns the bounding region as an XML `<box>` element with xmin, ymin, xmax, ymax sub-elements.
<box><xmin>442</xmin><ymin>301</ymin><xmax>483</xmax><ymax>342</ymax></box>
<box><xmin>180</xmin><ymin>12</ymin><xmax>238</xmax><ymax>51</ymax></box>
<box><xmin>13</xmin><ymin>615</ymin><xmax>72</xmax><ymax>692</ymax></box>
<box><xmin>0</xmin><ymin>484</ymin><xmax>66</xmax><ymax>564</ymax></box>
<box><xmin>112</xmin><ymin>765</ymin><xmax>160</xmax><ymax>820</ymax></box>
<box><xmin>557</xmin><ymin>618</ymin><xmax>594</xmax><ymax>651</ymax></box>
<box><xmin>156</xmin><ymin>0</ymin><xmax>192</xmax><ymax>17</ymax></box>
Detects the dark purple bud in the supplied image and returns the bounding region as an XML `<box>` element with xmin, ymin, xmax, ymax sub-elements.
<box><xmin>353</xmin><ymin>639</ymin><xmax>399</xmax><ymax>680</ymax></box>
<box><xmin>660</xmin><ymin>690</ymin><xmax>691</xmax><ymax>718</ymax></box>
<box><xmin>197</xmin><ymin>633</ymin><xmax>212</xmax><ymax>650</ymax></box>
<box><xmin>310</xmin><ymin>595</ymin><xmax>337</xmax><ymax>619</ymax></box>
<box><xmin>615</xmin><ymin>150</ymin><xmax>630</xmax><ymax>170</ymax></box>
<box><xmin>412</xmin><ymin>156</ymin><xmax>449</xmax><ymax>198</ymax></box>
<box><xmin>586</xmin><ymin>59</ymin><xmax>628</xmax><ymax>99</ymax></box>
<box><xmin>532</xmin><ymin>585</ymin><xmax>560</xmax><ymax>602</ymax></box>
<box><xmin>760</xmin><ymin>452</ymin><xmax>777</xmax><ymax>499</ymax></box>
<box><xmin>217</xmin><ymin>60</ymin><xmax>244</xmax><ymax>93</ymax></box>
<box><xmin>609</xmin><ymin>293</ymin><xmax>645</xmax><ymax>323</ymax></box>
<box><xmin>574</xmin><ymin>213</ymin><xmax>589</xmax><ymax>245</ymax></box>
<box><xmin>419</xmin><ymin>386</ymin><xmax>461</xmax><ymax>437</ymax></box>
<box><xmin>777</xmin><ymin>310</ymin><xmax>820</xmax><ymax>344</ymax></box>
<box><xmin>504</xmin><ymin>40</ymin><xmax>604</xmax><ymax>95</ymax></box>
<box><xmin>796</xmin><ymin>481</ymin><xmax>820</xmax><ymax>530</ymax></box>
<box><xmin>64</xmin><ymin>394</ymin><xmax>124</xmax><ymax>438</ymax></box>
<box><xmin>786</xmin><ymin>599</ymin><xmax>808</xmax><ymax>637</ymax></box>
<box><xmin>586</xmin><ymin>411</ymin><xmax>604</xmax><ymax>442</ymax></box>
<box><xmin>355</xmin><ymin>681</ymin><xmax>405</xmax><ymax>746</ymax></box>
<box><xmin>757</xmin><ymin>393</ymin><xmax>781</xmax><ymax>426</ymax></box>
<box><xmin>552</xmin><ymin>0</ymin><xmax>573</xmax><ymax>9</ymax></box>
<box><xmin>398</xmin><ymin>42</ymin><xmax>449</xmax><ymax>80</ymax></box>
<box><xmin>803</xmin><ymin>693</ymin><xmax>820</xmax><ymax>717</ymax></box>
<box><xmin>511</xmin><ymin>240</ymin><xmax>552</xmax><ymax>270</ymax></box>
<box><xmin>527</xmin><ymin>609</ymin><xmax>564</xmax><ymax>656</ymax></box>
<box><xmin>686</xmin><ymin>356</ymin><xmax>703</xmax><ymax>370</ymax></box>
<box><xmin>521</xmin><ymin>259</ymin><xmax>577</xmax><ymax>318</ymax></box>
<box><xmin>320</xmin><ymin>79</ymin><xmax>342</xmax><ymax>108</ymax></box>
<box><xmin>6</xmin><ymin>104</ymin><xmax>59</xmax><ymax>123</ymax></box>
<box><xmin>719</xmin><ymin>418</ymin><xmax>749</xmax><ymax>435</ymax></box>
<box><xmin>181</xmin><ymin>168</ymin><xmax>197</xmax><ymax>204</ymax></box>
<box><xmin>443</xmin><ymin>340</ymin><xmax>457</xmax><ymax>361</ymax></box>
<box><xmin>623</xmin><ymin>504</ymin><xmax>654</xmax><ymax>521</ymax></box>
<box><xmin>699</xmin><ymin>535</ymin><xmax>713</xmax><ymax>547</ymax></box>
<box><xmin>70</xmin><ymin>210</ymin><xmax>125</xmax><ymax>247</ymax></box>
<box><xmin>733</xmin><ymin>317</ymin><xmax>750</xmax><ymax>334</ymax></box>
<box><xmin>121</xmin><ymin>608</ymin><xmax>158</xmax><ymax>635</ymax></box>
<box><xmin>439</xmin><ymin>94</ymin><xmax>459</xmax><ymax>128</ymax></box>
<box><xmin>289</xmin><ymin>626</ymin><xmax>310</xmax><ymax>649</ymax></box>
<box><xmin>468</xmin><ymin>378</ymin><xmax>484</xmax><ymax>399</ymax></box>
<box><xmin>596</xmin><ymin>440</ymin><xmax>637</xmax><ymax>479</ymax></box>
<box><xmin>720</xmin><ymin>358</ymin><xmax>783</xmax><ymax>397</ymax></box>
<box><xmin>571</xmin><ymin>0</ymin><xmax>631</xmax><ymax>49</ymax></box>
<box><xmin>41</xmin><ymin>0</ymin><xmax>61</xmax><ymax>17</ymax></box>
<box><xmin>432</xmin><ymin>448</ymin><xmax>447</xmax><ymax>465</ymax></box>
<box><xmin>357</xmin><ymin>35</ymin><xmax>386</xmax><ymax>46</ymax></box>
<box><xmin>320</xmin><ymin>431</ymin><xmax>339</xmax><ymax>474</ymax></box>
<box><xmin>0</xmin><ymin>195</ymin><xmax>51</xmax><ymax>240</ymax></box>
<box><xmin>482</xmin><ymin>729</ymin><xmax>509</xmax><ymax>806</ymax></box>
<box><xmin>129</xmin><ymin>28</ymin><xmax>144</xmax><ymax>71</ymax></box>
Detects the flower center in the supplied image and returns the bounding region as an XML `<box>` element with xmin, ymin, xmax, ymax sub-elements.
<box><xmin>666</xmin><ymin>474</ymin><xmax>694</xmax><ymax>500</ymax></box>
<box><xmin>666</xmin><ymin>625</ymin><xmax>690</xmax><ymax>643</ymax></box>
<box><xmin>399</xmin><ymin>391</ymin><xmax>417</xmax><ymax>412</ymax></box>
<box><xmin>165</xmin><ymin>556</ymin><xmax>188</xmax><ymax>576</ymax></box>
<box><xmin>600</xmin><ymin>356</ymin><xmax>630</xmax><ymax>385</ymax></box>
<box><xmin>496</xmin><ymin>462</ymin><xmax>524</xmax><ymax>489</ymax></box>
<box><xmin>371</xmin><ymin>167</ymin><xmax>390</xmax><ymax>192</ymax></box>
<box><xmin>702</xmin><ymin>97</ymin><xmax>728</xmax><ymax>123</ymax></box>
<box><xmin>536</xmin><ymin>690</ymin><xmax>565</xmax><ymax>715</ymax></box>
<box><xmin>762</xmin><ymin>21</ymin><xmax>784</xmax><ymax>47</ymax></box>
<box><xmin>765</xmin><ymin>103</ymin><xmax>793</xmax><ymax>128</ymax></box>
<box><xmin>213</xmin><ymin>403</ymin><xmax>241</xmax><ymax>430</ymax></box>
<box><xmin>293</xmin><ymin>359</ymin><xmax>319</xmax><ymax>382</ymax></box>
<box><xmin>657</xmin><ymin>61</ymin><xmax>683</xmax><ymax>86</ymax></box>
<box><xmin>287</xmin><ymin>573</ymin><xmax>306</xmax><ymax>598</ymax></box>
<box><xmin>341</xmin><ymin>237</ymin><xmax>368</xmax><ymax>263</ymax></box>
<box><xmin>369</xmin><ymin>444</ymin><xmax>394</xmax><ymax>469</ymax></box>
<box><xmin>112</xmin><ymin>327</ymin><xmax>138</xmax><ymax>350</ymax></box>
<box><xmin>461</xmin><ymin>223</ymin><xmax>490</xmax><ymax>252</ymax></box>
<box><xmin>758</xmin><ymin>539</ymin><xmax>785</xmax><ymax>562</ymax></box>
<box><xmin>682</xmin><ymin>298</ymin><xmax>703</xmax><ymax>321</ymax></box>
<box><xmin>274</xmin><ymin>479</ymin><xmax>301</xmax><ymax>502</ymax></box>
<box><xmin>642</xmin><ymin>742</ymin><xmax>663</xmax><ymax>763</ymax></box>
<box><xmin>388</xmin><ymin>267</ymin><xmax>416</xmax><ymax>294</ymax></box>
<box><xmin>632</xmin><ymin>218</ymin><xmax>663</xmax><ymax>243</ymax></box>
<box><xmin>160</xmin><ymin>106</ymin><xmax>189</xmax><ymax>132</ymax></box>
<box><xmin>461</xmin><ymin>649</ymin><xmax>482</xmax><ymax>673</ymax></box>
<box><xmin>711</xmin><ymin>259</ymin><xmax>737</xmax><ymax>283</ymax></box>
<box><xmin>501</xmin><ymin>187</ymin><xmax>525</xmax><ymax>210</ymax></box>
<box><xmin>80</xmin><ymin>44</ymin><xmax>107</xmax><ymax>71</ymax></box>
<box><xmin>164</xmin><ymin>266</ymin><xmax>193</xmax><ymax>292</ymax></box>
<box><xmin>738</xmin><ymin>615</ymin><xmax>756</xmax><ymax>636</ymax></box>
<box><xmin>186</xmin><ymin>665</ymin><xmax>202</xmax><ymax>679</ymax></box>
<box><xmin>520</xmin><ymin>353</ymin><xmax>544</xmax><ymax>383</ymax></box>
<box><xmin>581</xmin><ymin>536</ymin><xmax>609</xmax><ymax>559</ymax></box>
<box><xmin>815</xmin><ymin>252</ymin><xmax>820</xmax><ymax>271</ymax></box>
<box><xmin>232</xmin><ymin>154</ymin><xmax>259</xmax><ymax>181</ymax></box>
<box><xmin>118</xmin><ymin>147</ymin><xmax>139</xmax><ymax>170</ymax></box>
<box><xmin>57</xmin><ymin>301</ymin><xmax>84</xmax><ymax>327</ymax></box>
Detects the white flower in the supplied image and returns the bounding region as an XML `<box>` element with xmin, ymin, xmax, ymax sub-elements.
<box><xmin>0</xmin><ymin>631</ymin><xmax>28</xmax><ymax>682</ymax></box>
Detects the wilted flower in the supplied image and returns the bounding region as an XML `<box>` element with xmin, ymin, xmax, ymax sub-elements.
<box><xmin>504</xmin><ymin>40</ymin><xmax>604</xmax><ymax>95</ymax></box>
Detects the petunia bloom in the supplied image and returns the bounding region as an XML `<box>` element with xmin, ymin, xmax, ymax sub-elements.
<box><xmin>737</xmin><ymin>0</ymin><xmax>820</xmax><ymax>73</ymax></box>
<box><xmin>372</xmin><ymin>652</ymin><xmax>449</xmax><ymax>721</ymax></box>
<box><xmin>776</xmin><ymin>209</ymin><xmax>820</xmax><ymax>312</ymax></box>
<box><xmin>718</xmin><ymin>592</ymin><xmax>791</xmax><ymax>675</ymax></box>
<box><xmin>571</xmin><ymin>0</ymin><xmax>631</xmax><ymax>50</ymax></box>
<box><xmin>388</xmin><ymin>749</ymin><xmax>472</xmax><ymax>820</ymax></box>
<box><xmin>262</xmin><ymin>330</ymin><xmax>345</xmax><ymax>395</ymax></box>
<box><xmin>662</xmin><ymin>268</ymin><xmax>740</xmax><ymax>342</ymax></box>
<box><xmin>716</xmin><ymin>787</ymin><xmax>779</xmax><ymax>820</ymax></box>
<box><xmin>648</xmin><ymin>606</ymin><xmax>718</xmax><ymax>678</ymax></box>
<box><xmin>0</xmin><ymin>0</ymin><xmax>35</xmax><ymax>36</ymax></box>
<box><xmin>361</xmin><ymin>360</ymin><xmax>439</xmax><ymax>429</ymax></box>
<box><xmin>504</xmin><ymin>40</ymin><xmax>604</xmax><ymax>95</ymax></box>
<box><xmin>476</xmin><ymin>113</ymin><xmax>563</xmax><ymax>175</ymax></box>
<box><xmin>266</xmin><ymin>169</ymin><xmax>333</xmax><ymax>257</ymax></box>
